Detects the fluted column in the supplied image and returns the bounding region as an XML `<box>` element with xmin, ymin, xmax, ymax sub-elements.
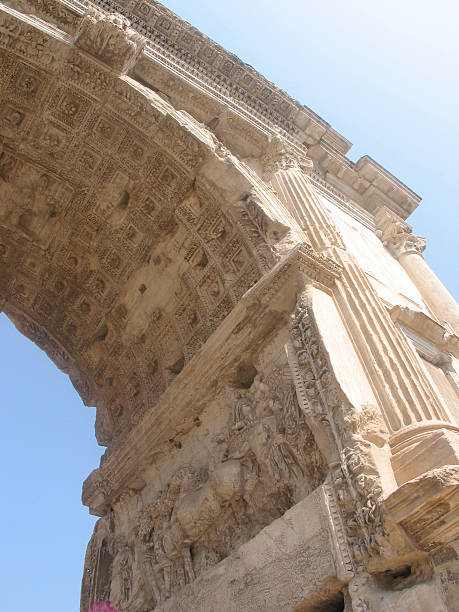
<box><xmin>264</xmin><ymin>143</ymin><xmax>458</xmax><ymax>482</ymax></box>
<box><xmin>376</xmin><ymin>207</ymin><xmax>459</xmax><ymax>335</ymax></box>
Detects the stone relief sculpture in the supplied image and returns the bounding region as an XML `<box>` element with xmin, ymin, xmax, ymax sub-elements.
<box><xmin>1</xmin><ymin>1</ymin><xmax>458</xmax><ymax>610</ymax></box>
<box><xmin>139</xmin><ymin>470</ymin><xmax>197</xmax><ymax>606</ymax></box>
<box><xmin>75</xmin><ymin>7</ymin><xmax>147</xmax><ymax>72</ymax></box>
<box><xmin>81</xmin><ymin>516</ymin><xmax>116</xmax><ymax>612</ymax></box>
<box><xmin>82</xmin><ymin>361</ymin><xmax>327</xmax><ymax>609</ymax></box>
<box><xmin>80</xmin><ymin>288</ymin><xmax>409</xmax><ymax>609</ymax></box>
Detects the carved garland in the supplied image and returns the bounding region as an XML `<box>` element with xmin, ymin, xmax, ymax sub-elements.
<box><xmin>288</xmin><ymin>291</ymin><xmax>388</xmax><ymax>569</ymax></box>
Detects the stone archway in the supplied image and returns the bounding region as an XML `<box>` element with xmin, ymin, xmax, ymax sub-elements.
<box><xmin>3</xmin><ymin>3</ymin><xmax>459</xmax><ymax>612</ymax></box>
<box><xmin>0</xmin><ymin>4</ymin><xmax>296</xmax><ymax>454</ymax></box>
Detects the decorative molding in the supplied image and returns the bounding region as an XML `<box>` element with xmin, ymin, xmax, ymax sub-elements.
<box><xmin>289</xmin><ymin>292</ymin><xmax>389</xmax><ymax>567</ymax></box>
<box><xmin>0</xmin><ymin>0</ymin><xmax>422</xmax><ymax>218</ymax></box>
<box><xmin>2</xmin><ymin>4</ymin><xmax>457</xmax><ymax>610</ymax></box>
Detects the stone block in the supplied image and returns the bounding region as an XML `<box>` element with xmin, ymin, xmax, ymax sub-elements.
<box><xmin>157</xmin><ymin>487</ymin><xmax>346</xmax><ymax>612</ymax></box>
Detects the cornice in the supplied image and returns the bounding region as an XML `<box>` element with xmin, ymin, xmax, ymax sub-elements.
<box><xmin>308</xmin><ymin>144</ymin><xmax>421</xmax><ymax>220</ymax></box>
<box><xmin>90</xmin><ymin>0</ymin><xmax>305</xmax><ymax>143</ymax></box>
<box><xmin>355</xmin><ymin>156</ymin><xmax>421</xmax><ymax>217</ymax></box>
<box><xmin>14</xmin><ymin>0</ymin><xmax>423</xmax><ymax>220</ymax></box>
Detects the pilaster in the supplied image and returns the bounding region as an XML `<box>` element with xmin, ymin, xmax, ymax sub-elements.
<box><xmin>264</xmin><ymin>143</ymin><xmax>459</xmax><ymax>485</ymax></box>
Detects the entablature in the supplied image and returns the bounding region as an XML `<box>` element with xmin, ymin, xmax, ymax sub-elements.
<box><xmin>5</xmin><ymin>0</ymin><xmax>422</xmax><ymax>220</ymax></box>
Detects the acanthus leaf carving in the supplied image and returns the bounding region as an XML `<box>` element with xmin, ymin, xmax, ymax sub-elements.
<box><xmin>262</xmin><ymin>135</ymin><xmax>314</xmax><ymax>180</ymax></box>
<box><xmin>375</xmin><ymin>206</ymin><xmax>426</xmax><ymax>259</ymax></box>
<box><xmin>289</xmin><ymin>291</ymin><xmax>392</xmax><ymax>569</ymax></box>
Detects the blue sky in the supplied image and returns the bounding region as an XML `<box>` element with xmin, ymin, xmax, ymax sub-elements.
<box><xmin>2</xmin><ymin>1</ymin><xmax>458</xmax><ymax>611</ymax></box>
<box><xmin>160</xmin><ymin>0</ymin><xmax>458</xmax><ymax>301</ymax></box>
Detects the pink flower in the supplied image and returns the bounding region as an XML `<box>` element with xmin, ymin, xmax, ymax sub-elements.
<box><xmin>88</xmin><ymin>602</ymin><xmax>119</xmax><ymax>612</ymax></box>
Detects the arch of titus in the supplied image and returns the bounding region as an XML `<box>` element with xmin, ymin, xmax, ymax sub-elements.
<box><xmin>1</xmin><ymin>1</ymin><xmax>459</xmax><ymax>610</ymax></box>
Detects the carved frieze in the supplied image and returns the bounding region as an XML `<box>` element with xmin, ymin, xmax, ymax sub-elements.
<box><xmin>5</xmin><ymin>0</ymin><xmax>84</xmax><ymax>32</ymax></box>
<box><xmin>82</xmin><ymin>364</ymin><xmax>326</xmax><ymax>610</ymax></box>
<box><xmin>0</xmin><ymin>9</ymin><xmax>59</xmax><ymax>66</ymax></box>
<box><xmin>88</xmin><ymin>0</ymin><xmax>303</xmax><ymax>141</ymax></box>
<box><xmin>2</xmin><ymin>4</ymin><xmax>457</xmax><ymax>612</ymax></box>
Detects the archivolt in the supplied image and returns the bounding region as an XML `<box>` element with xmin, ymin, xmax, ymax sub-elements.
<box><xmin>0</xmin><ymin>5</ymin><xmax>291</xmax><ymax>448</ymax></box>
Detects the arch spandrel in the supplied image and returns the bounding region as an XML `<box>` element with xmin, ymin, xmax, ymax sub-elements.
<box><xmin>0</xmin><ymin>4</ymin><xmax>295</xmax><ymax>449</ymax></box>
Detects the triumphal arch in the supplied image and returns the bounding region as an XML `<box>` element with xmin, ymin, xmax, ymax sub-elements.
<box><xmin>1</xmin><ymin>0</ymin><xmax>458</xmax><ymax>609</ymax></box>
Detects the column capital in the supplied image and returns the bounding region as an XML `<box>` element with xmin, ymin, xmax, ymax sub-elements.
<box><xmin>375</xmin><ymin>206</ymin><xmax>426</xmax><ymax>259</ymax></box>
<box><xmin>262</xmin><ymin>136</ymin><xmax>313</xmax><ymax>179</ymax></box>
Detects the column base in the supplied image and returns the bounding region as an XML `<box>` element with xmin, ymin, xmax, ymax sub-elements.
<box><xmin>384</xmin><ymin>465</ymin><xmax>459</xmax><ymax>553</ymax></box>
<box><xmin>390</xmin><ymin>424</ymin><xmax>459</xmax><ymax>485</ymax></box>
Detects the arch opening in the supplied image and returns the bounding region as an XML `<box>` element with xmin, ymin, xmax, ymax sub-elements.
<box><xmin>0</xmin><ymin>312</ymin><xmax>103</xmax><ymax>610</ymax></box>
<box><xmin>0</xmin><ymin>11</ymin><xmax>291</xmax><ymax>454</ymax></box>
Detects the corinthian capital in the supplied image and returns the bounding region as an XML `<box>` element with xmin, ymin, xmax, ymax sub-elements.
<box><xmin>375</xmin><ymin>207</ymin><xmax>426</xmax><ymax>259</ymax></box>
<box><xmin>262</xmin><ymin>136</ymin><xmax>313</xmax><ymax>179</ymax></box>
<box><xmin>386</xmin><ymin>226</ymin><xmax>425</xmax><ymax>259</ymax></box>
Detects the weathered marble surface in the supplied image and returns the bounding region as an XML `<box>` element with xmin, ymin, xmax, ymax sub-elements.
<box><xmin>0</xmin><ymin>1</ymin><xmax>458</xmax><ymax>611</ymax></box>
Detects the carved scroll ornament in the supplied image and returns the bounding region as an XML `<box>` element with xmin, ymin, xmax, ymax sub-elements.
<box><xmin>289</xmin><ymin>293</ymin><xmax>391</xmax><ymax>569</ymax></box>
